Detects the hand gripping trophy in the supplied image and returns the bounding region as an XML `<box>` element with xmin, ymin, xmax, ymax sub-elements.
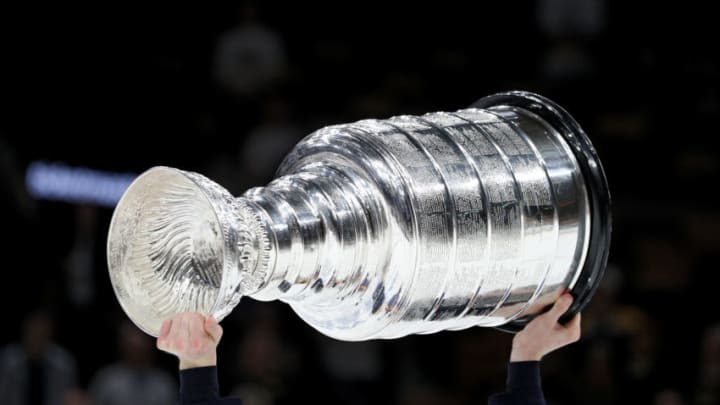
<box><xmin>107</xmin><ymin>91</ymin><xmax>611</xmax><ymax>341</ymax></box>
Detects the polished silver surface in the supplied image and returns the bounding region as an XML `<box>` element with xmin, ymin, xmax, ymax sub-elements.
<box><xmin>108</xmin><ymin>91</ymin><xmax>599</xmax><ymax>340</ymax></box>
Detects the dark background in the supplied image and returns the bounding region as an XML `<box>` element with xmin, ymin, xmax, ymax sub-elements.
<box><xmin>1</xmin><ymin>2</ymin><xmax>719</xmax><ymax>404</ymax></box>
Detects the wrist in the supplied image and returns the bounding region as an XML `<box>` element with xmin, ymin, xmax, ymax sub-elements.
<box><xmin>179</xmin><ymin>355</ymin><xmax>217</xmax><ymax>370</ymax></box>
<box><xmin>510</xmin><ymin>345</ymin><xmax>542</xmax><ymax>362</ymax></box>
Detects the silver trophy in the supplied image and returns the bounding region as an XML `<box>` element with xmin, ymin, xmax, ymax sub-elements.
<box><xmin>107</xmin><ymin>91</ymin><xmax>611</xmax><ymax>341</ymax></box>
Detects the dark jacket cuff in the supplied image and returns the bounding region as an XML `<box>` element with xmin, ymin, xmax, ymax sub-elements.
<box><xmin>506</xmin><ymin>361</ymin><xmax>542</xmax><ymax>392</ymax></box>
<box><xmin>180</xmin><ymin>366</ymin><xmax>220</xmax><ymax>403</ymax></box>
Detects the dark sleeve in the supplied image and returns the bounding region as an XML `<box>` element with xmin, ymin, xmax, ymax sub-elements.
<box><xmin>179</xmin><ymin>366</ymin><xmax>242</xmax><ymax>405</ymax></box>
<box><xmin>487</xmin><ymin>361</ymin><xmax>546</xmax><ymax>405</ymax></box>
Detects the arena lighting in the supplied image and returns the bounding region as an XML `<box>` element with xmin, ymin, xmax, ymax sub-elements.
<box><xmin>25</xmin><ymin>161</ymin><xmax>137</xmax><ymax>207</ymax></box>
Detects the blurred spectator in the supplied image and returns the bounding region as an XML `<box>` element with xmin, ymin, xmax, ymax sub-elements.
<box><xmin>317</xmin><ymin>338</ymin><xmax>385</xmax><ymax>405</ymax></box>
<box><xmin>453</xmin><ymin>331</ymin><xmax>508</xmax><ymax>399</ymax></box>
<box><xmin>63</xmin><ymin>205</ymin><xmax>98</xmax><ymax>309</ymax></box>
<box><xmin>0</xmin><ymin>310</ymin><xmax>77</xmax><ymax>405</ymax></box>
<box><xmin>685</xmin><ymin>212</ymin><xmax>720</xmax><ymax>253</ymax></box>
<box><xmin>229</xmin><ymin>307</ymin><xmax>299</xmax><ymax>405</ymax></box>
<box><xmin>237</xmin><ymin>95</ymin><xmax>302</xmax><ymax>187</ymax></box>
<box><xmin>614</xmin><ymin>306</ymin><xmax>660</xmax><ymax>401</ymax></box>
<box><xmin>0</xmin><ymin>135</ymin><xmax>38</xmax><ymax>333</ymax></box>
<box><xmin>398</xmin><ymin>384</ymin><xmax>462</xmax><ymax>405</ymax></box>
<box><xmin>539</xmin><ymin>40</ymin><xmax>596</xmax><ymax>83</ymax></box>
<box><xmin>0</xmin><ymin>135</ymin><xmax>35</xmax><ymax>219</ymax></box>
<box><xmin>62</xmin><ymin>389</ymin><xmax>91</xmax><ymax>405</ymax></box>
<box><xmin>88</xmin><ymin>321</ymin><xmax>175</xmax><ymax>405</ymax></box>
<box><xmin>653</xmin><ymin>389</ymin><xmax>687</xmax><ymax>405</ymax></box>
<box><xmin>536</xmin><ymin>0</ymin><xmax>605</xmax><ymax>92</ymax></box>
<box><xmin>536</xmin><ymin>0</ymin><xmax>605</xmax><ymax>38</ymax></box>
<box><xmin>579</xmin><ymin>340</ymin><xmax>618</xmax><ymax>404</ymax></box>
<box><xmin>202</xmin><ymin>94</ymin><xmax>302</xmax><ymax>196</ymax></box>
<box><xmin>695</xmin><ymin>324</ymin><xmax>720</xmax><ymax>404</ymax></box>
<box><xmin>213</xmin><ymin>3</ymin><xmax>288</xmax><ymax>98</ymax></box>
<box><xmin>633</xmin><ymin>236</ymin><xmax>692</xmax><ymax>293</ymax></box>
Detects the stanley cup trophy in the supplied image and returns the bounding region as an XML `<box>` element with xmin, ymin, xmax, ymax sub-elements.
<box><xmin>107</xmin><ymin>91</ymin><xmax>611</xmax><ymax>341</ymax></box>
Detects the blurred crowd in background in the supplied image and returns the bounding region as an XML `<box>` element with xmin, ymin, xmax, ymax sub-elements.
<box><xmin>1</xmin><ymin>2</ymin><xmax>719</xmax><ymax>404</ymax></box>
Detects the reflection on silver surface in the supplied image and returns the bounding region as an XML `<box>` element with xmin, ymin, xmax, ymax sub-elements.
<box><xmin>108</xmin><ymin>91</ymin><xmax>609</xmax><ymax>340</ymax></box>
